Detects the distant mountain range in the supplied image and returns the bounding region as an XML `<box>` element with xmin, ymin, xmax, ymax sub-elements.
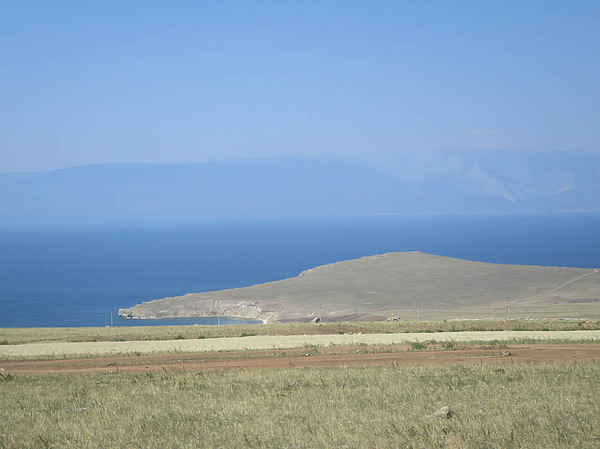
<box><xmin>401</xmin><ymin>150</ymin><xmax>600</xmax><ymax>213</ymax></box>
<box><xmin>1</xmin><ymin>150</ymin><xmax>599</xmax><ymax>225</ymax></box>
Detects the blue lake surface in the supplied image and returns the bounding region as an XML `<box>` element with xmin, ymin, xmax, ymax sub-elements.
<box><xmin>1</xmin><ymin>214</ymin><xmax>599</xmax><ymax>327</ymax></box>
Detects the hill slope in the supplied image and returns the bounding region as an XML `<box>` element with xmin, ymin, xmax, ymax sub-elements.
<box><xmin>119</xmin><ymin>252</ymin><xmax>600</xmax><ymax>322</ymax></box>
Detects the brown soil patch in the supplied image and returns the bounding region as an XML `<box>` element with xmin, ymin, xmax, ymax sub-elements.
<box><xmin>2</xmin><ymin>344</ymin><xmax>599</xmax><ymax>375</ymax></box>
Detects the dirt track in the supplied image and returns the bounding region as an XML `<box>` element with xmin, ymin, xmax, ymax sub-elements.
<box><xmin>1</xmin><ymin>330</ymin><xmax>599</xmax><ymax>375</ymax></box>
<box><xmin>1</xmin><ymin>330</ymin><xmax>599</xmax><ymax>358</ymax></box>
<box><xmin>2</xmin><ymin>344</ymin><xmax>599</xmax><ymax>375</ymax></box>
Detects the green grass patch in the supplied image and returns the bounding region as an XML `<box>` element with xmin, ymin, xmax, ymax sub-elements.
<box><xmin>410</xmin><ymin>341</ymin><xmax>428</xmax><ymax>351</ymax></box>
<box><xmin>443</xmin><ymin>341</ymin><xmax>457</xmax><ymax>350</ymax></box>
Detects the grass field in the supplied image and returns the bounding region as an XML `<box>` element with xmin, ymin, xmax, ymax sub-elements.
<box><xmin>2</xmin><ymin>318</ymin><xmax>599</xmax><ymax>345</ymax></box>
<box><xmin>1</xmin><ymin>362</ymin><xmax>599</xmax><ymax>448</ymax></box>
<box><xmin>2</xmin><ymin>322</ymin><xmax>599</xmax><ymax>447</ymax></box>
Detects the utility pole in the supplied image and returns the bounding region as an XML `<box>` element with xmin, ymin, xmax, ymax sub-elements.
<box><xmin>507</xmin><ymin>303</ymin><xmax>511</xmax><ymax>320</ymax></box>
<box><xmin>318</xmin><ymin>304</ymin><xmax>322</xmax><ymax>323</ymax></box>
<box><xmin>417</xmin><ymin>304</ymin><xmax>420</xmax><ymax>322</ymax></box>
<box><xmin>110</xmin><ymin>311</ymin><xmax>113</xmax><ymax>327</ymax></box>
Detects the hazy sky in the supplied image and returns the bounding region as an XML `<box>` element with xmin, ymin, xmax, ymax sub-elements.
<box><xmin>2</xmin><ymin>1</ymin><xmax>599</xmax><ymax>173</ymax></box>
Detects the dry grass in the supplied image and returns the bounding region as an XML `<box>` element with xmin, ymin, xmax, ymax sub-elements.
<box><xmin>1</xmin><ymin>362</ymin><xmax>599</xmax><ymax>448</ymax></box>
<box><xmin>1</xmin><ymin>318</ymin><xmax>599</xmax><ymax>345</ymax></box>
<box><xmin>127</xmin><ymin>252</ymin><xmax>600</xmax><ymax>321</ymax></box>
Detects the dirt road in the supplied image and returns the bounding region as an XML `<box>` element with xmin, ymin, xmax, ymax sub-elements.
<box><xmin>2</xmin><ymin>344</ymin><xmax>599</xmax><ymax>375</ymax></box>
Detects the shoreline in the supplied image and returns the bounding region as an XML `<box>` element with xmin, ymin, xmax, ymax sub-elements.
<box><xmin>119</xmin><ymin>315</ymin><xmax>267</xmax><ymax>325</ymax></box>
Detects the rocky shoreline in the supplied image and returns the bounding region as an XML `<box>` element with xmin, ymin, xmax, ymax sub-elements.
<box><xmin>119</xmin><ymin>298</ymin><xmax>280</xmax><ymax>324</ymax></box>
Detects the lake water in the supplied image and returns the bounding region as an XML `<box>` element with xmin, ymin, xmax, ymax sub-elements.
<box><xmin>1</xmin><ymin>213</ymin><xmax>599</xmax><ymax>327</ymax></box>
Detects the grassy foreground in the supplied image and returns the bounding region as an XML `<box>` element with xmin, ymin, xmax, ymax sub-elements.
<box><xmin>2</xmin><ymin>318</ymin><xmax>599</xmax><ymax>345</ymax></box>
<box><xmin>1</xmin><ymin>362</ymin><xmax>599</xmax><ymax>448</ymax></box>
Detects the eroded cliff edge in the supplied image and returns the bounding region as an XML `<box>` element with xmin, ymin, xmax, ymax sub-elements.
<box><xmin>119</xmin><ymin>298</ymin><xmax>282</xmax><ymax>323</ymax></box>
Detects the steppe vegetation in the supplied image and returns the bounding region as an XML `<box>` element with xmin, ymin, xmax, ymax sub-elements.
<box><xmin>1</xmin><ymin>321</ymin><xmax>599</xmax><ymax>447</ymax></box>
<box><xmin>123</xmin><ymin>252</ymin><xmax>600</xmax><ymax>322</ymax></box>
<box><xmin>1</xmin><ymin>362</ymin><xmax>599</xmax><ymax>448</ymax></box>
<box><xmin>1</xmin><ymin>318</ymin><xmax>598</xmax><ymax>345</ymax></box>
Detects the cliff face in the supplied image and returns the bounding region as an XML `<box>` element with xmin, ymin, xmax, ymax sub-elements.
<box><xmin>119</xmin><ymin>298</ymin><xmax>280</xmax><ymax>323</ymax></box>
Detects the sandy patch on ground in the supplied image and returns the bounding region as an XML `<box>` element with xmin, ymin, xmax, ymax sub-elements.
<box><xmin>1</xmin><ymin>330</ymin><xmax>599</xmax><ymax>358</ymax></box>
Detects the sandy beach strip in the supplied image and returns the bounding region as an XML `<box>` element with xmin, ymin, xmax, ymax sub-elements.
<box><xmin>0</xmin><ymin>330</ymin><xmax>599</xmax><ymax>357</ymax></box>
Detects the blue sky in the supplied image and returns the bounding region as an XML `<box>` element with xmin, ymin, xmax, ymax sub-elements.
<box><xmin>1</xmin><ymin>1</ymin><xmax>599</xmax><ymax>172</ymax></box>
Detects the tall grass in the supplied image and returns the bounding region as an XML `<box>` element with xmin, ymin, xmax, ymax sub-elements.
<box><xmin>1</xmin><ymin>362</ymin><xmax>598</xmax><ymax>448</ymax></box>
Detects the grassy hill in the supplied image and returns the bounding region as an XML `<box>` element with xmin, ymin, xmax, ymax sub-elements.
<box><xmin>119</xmin><ymin>252</ymin><xmax>600</xmax><ymax>322</ymax></box>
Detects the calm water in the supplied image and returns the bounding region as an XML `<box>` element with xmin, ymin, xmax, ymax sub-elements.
<box><xmin>1</xmin><ymin>214</ymin><xmax>599</xmax><ymax>327</ymax></box>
